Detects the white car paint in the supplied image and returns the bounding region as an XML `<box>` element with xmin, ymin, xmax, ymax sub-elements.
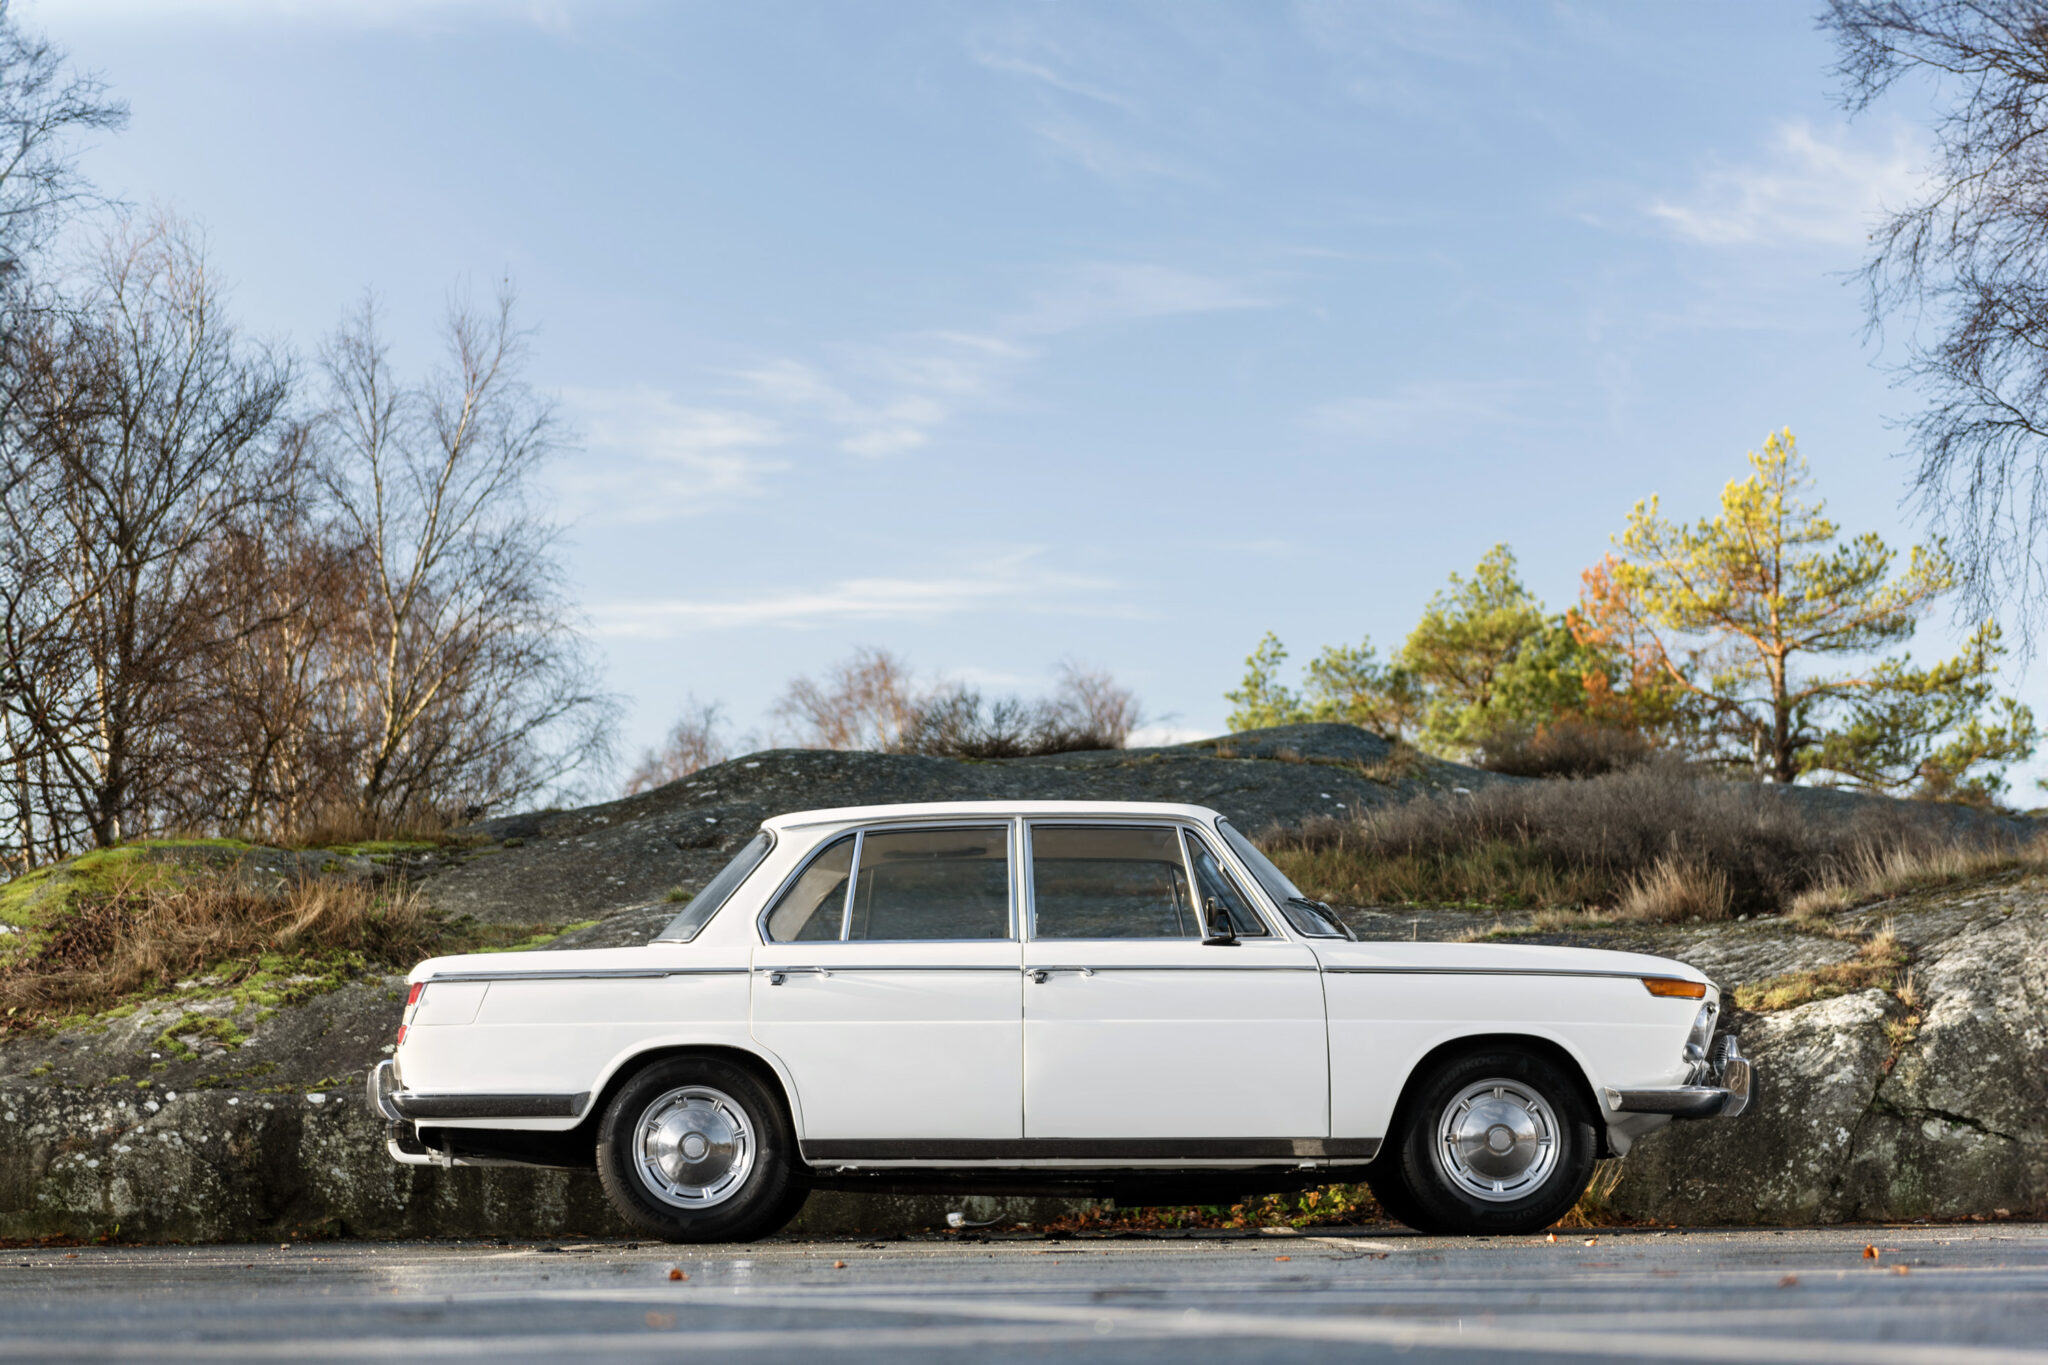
<box><xmin>386</xmin><ymin>800</ymin><xmax>1723</xmax><ymax>1169</ymax></box>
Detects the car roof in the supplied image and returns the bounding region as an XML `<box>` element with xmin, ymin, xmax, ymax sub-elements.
<box><xmin>761</xmin><ymin>799</ymin><xmax>1225</xmax><ymax>831</ymax></box>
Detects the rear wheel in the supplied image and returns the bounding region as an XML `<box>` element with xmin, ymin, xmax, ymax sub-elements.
<box><xmin>595</xmin><ymin>1056</ymin><xmax>808</xmax><ymax>1243</ymax></box>
<box><xmin>1380</xmin><ymin>1046</ymin><xmax>1596</xmax><ymax>1235</ymax></box>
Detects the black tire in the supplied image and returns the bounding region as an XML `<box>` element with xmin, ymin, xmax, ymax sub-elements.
<box><xmin>595</xmin><ymin>1056</ymin><xmax>809</xmax><ymax>1243</ymax></box>
<box><xmin>1381</xmin><ymin>1046</ymin><xmax>1597</xmax><ymax>1236</ymax></box>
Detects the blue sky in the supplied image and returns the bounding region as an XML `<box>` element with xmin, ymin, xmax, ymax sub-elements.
<box><xmin>26</xmin><ymin>0</ymin><xmax>2011</xmax><ymax>788</ymax></box>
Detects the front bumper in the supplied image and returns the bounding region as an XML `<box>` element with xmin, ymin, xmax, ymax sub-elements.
<box><xmin>1606</xmin><ymin>1036</ymin><xmax>1755</xmax><ymax>1121</ymax></box>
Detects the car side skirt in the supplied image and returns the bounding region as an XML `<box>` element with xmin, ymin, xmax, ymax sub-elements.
<box><xmin>800</xmin><ymin>1137</ymin><xmax>1380</xmax><ymax>1164</ymax></box>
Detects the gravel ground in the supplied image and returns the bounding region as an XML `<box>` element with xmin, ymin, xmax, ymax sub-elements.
<box><xmin>1</xmin><ymin>1224</ymin><xmax>2044</xmax><ymax>1362</ymax></box>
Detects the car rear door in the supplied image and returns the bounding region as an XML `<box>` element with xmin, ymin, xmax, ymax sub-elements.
<box><xmin>1019</xmin><ymin>821</ymin><xmax>1329</xmax><ymax>1145</ymax></box>
<box><xmin>750</xmin><ymin>822</ymin><xmax>1023</xmax><ymax>1146</ymax></box>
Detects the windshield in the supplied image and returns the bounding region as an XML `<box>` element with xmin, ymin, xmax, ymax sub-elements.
<box><xmin>653</xmin><ymin>831</ymin><xmax>774</xmax><ymax>942</ymax></box>
<box><xmin>1216</xmin><ymin>819</ymin><xmax>1353</xmax><ymax>940</ymax></box>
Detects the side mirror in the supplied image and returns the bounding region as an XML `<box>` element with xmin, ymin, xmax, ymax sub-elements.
<box><xmin>1201</xmin><ymin>896</ymin><xmax>1240</xmax><ymax>947</ymax></box>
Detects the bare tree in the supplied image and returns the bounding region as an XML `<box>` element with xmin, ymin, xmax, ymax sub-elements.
<box><xmin>314</xmin><ymin>286</ymin><xmax>612</xmax><ymax>823</ymax></box>
<box><xmin>0</xmin><ymin>216</ymin><xmax>294</xmax><ymax>853</ymax></box>
<box><xmin>623</xmin><ymin>699</ymin><xmax>731</xmax><ymax>795</ymax></box>
<box><xmin>1044</xmin><ymin>659</ymin><xmax>1142</xmax><ymax>747</ymax></box>
<box><xmin>171</xmin><ymin>468</ymin><xmax>368</xmax><ymax>839</ymax></box>
<box><xmin>769</xmin><ymin>646</ymin><xmax>923</xmax><ymax>751</ymax></box>
<box><xmin>1824</xmin><ymin>0</ymin><xmax>2048</xmax><ymax>632</ymax></box>
<box><xmin>773</xmin><ymin>648</ymin><xmax>1146</xmax><ymax>756</ymax></box>
<box><xmin>0</xmin><ymin>0</ymin><xmax>125</xmax><ymax>271</ymax></box>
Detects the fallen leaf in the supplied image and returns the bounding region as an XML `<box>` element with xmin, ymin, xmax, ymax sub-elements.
<box><xmin>1275</xmin><ymin>1255</ymin><xmax>1291</xmax><ymax>1262</ymax></box>
<box><xmin>1893</xmin><ymin>1264</ymin><xmax>1911</xmax><ymax>1276</ymax></box>
<box><xmin>1583</xmin><ymin>1238</ymin><xmax>1598</xmax><ymax>1247</ymax></box>
<box><xmin>1863</xmin><ymin>1245</ymin><xmax>1879</xmax><ymax>1260</ymax></box>
<box><xmin>1545</xmin><ymin>1233</ymin><xmax>1557</xmax><ymax>1244</ymax></box>
<box><xmin>1779</xmin><ymin>1274</ymin><xmax>1799</xmax><ymax>1288</ymax></box>
<box><xmin>833</xmin><ymin>1260</ymin><xmax>847</xmax><ymax>1269</ymax></box>
<box><xmin>667</xmin><ymin>1268</ymin><xmax>685</xmax><ymax>1282</ymax></box>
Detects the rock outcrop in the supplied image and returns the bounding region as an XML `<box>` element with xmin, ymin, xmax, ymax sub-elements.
<box><xmin>1</xmin><ymin>724</ymin><xmax>2041</xmax><ymax>1240</ymax></box>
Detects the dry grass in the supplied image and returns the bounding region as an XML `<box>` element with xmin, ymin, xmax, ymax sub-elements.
<box><xmin>1615</xmin><ymin>857</ymin><xmax>1732</xmax><ymax>923</ymax></box>
<box><xmin>0</xmin><ymin>870</ymin><xmax>438</xmax><ymax>1025</ymax></box>
<box><xmin>1261</xmin><ymin>762</ymin><xmax>2010</xmax><ymax>919</ymax></box>
<box><xmin>1554</xmin><ymin>1160</ymin><xmax>1632</xmax><ymax>1229</ymax></box>
<box><xmin>1788</xmin><ymin>835</ymin><xmax>2048</xmax><ymax>919</ymax></box>
<box><xmin>270</xmin><ymin>804</ymin><xmax>458</xmax><ymax>851</ymax></box>
<box><xmin>1732</xmin><ymin>924</ymin><xmax>1909</xmax><ymax>1013</ymax></box>
<box><xmin>1042</xmin><ymin>1182</ymin><xmax>1384</xmax><ymax>1233</ymax></box>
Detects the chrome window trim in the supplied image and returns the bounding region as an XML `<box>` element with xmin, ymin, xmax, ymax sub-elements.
<box><xmin>652</xmin><ymin>827</ymin><xmax>778</xmax><ymax>944</ymax></box>
<box><xmin>756</xmin><ymin>821</ymin><xmax>1017</xmax><ymax>945</ymax></box>
<box><xmin>1020</xmin><ymin>817</ymin><xmax>1282</xmax><ymax>943</ymax></box>
<box><xmin>1180</xmin><ymin>826</ymin><xmax>1276</xmax><ymax>940</ymax></box>
<box><xmin>1206</xmin><ymin>818</ymin><xmax>1318</xmax><ymax>945</ymax></box>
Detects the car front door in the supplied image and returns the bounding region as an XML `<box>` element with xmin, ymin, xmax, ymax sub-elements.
<box><xmin>751</xmin><ymin>822</ymin><xmax>1023</xmax><ymax>1148</ymax></box>
<box><xmin>1019</xmin><ymin>822</ymin><xmax>1329</xmax><ymax>1145</ymax></box>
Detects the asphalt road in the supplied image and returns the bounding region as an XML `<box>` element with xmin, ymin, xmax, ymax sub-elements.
<box><xmin>1</xmin><ymin>1225</ymin><xmax>2045</xmax><ymax>1362</ymax></box>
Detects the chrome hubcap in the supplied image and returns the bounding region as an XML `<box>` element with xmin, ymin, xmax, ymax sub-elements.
<box><xmin>1436</xmin><ymin>1078</ymin><xmax>1559</xmax><ymax>1203</ymax></box>
<box><xmin>633</xmin><ymin>1085</ymin><xmax>756</xmax><ymax>1208</ymax></box>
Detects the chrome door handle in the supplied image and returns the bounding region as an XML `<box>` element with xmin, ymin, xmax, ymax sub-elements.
<box><xmin>1027</xmin><ymin>967</ymin><xmax>1095</xmax><ymax>984</ymax></box>
<box><xmin>762</xmin><ymin>966</ymin><xmax>832</xmax><ymax>986</ymax></box>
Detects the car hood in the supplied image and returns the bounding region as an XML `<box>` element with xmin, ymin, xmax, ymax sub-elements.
<box><xmin>1311</xmin><ymin>938</ymin><xmax>1713</xmax><ymax>987</ymax></box>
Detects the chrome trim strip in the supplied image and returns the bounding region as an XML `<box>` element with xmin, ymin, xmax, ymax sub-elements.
<box><xmin>753</xmin><ymin>964</ymin><xmax>1020</xmax><ymax>974</ymax></box>
<box><xmin>1321</xmin><ymin>966</ymin><xmax>1683</xmax><ymax>982</ymax></box>
<box><xmin>388</xmin><ymin>1091</ymin><xmax>591</xmax><ymax>1121</ymax></box>
<box><xmin>801</xmin><ymin>1137</ymin><xmax>1381</xmax><ymax>1162</ymax></box>
<box><xmin>424</xmin><ymin>967</ymin><xmax>748</xmax><ymax>983</ymax></box>
<box><xmin>1022</xmin><ymin>963</ymin><xmax>1318</xmax><ymax>973</ymax></box>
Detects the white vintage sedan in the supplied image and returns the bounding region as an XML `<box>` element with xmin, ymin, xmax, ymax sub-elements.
<box><xmin>368</xmin><ymin>801</ymin><xmax>1752</xmax><ymax>1241</ymax></box>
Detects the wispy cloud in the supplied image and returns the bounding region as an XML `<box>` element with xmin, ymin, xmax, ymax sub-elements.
<box><xmin>969</xmin><ymin>44</ymin><xmax>1137</xmax><ymax>112</ymax></box>
<box><xmin>1647</xmin><ymin>120</ymin><xmax>1922</xmax><ymax>249</ymax></box>
<box><xmin>968</xmin><ymin>25</ymin><xmax>1193</xmax><ymax>185</ymax></box>
<box><xmin>734</xmin><ymin>331</ymin><xmax>1031</xmax><ymax>458</ymax></box>
<box><xmin>589</xmin><ymin>551</ymin><xmax>1126</xmax><ymax>638</ymax></box>
<box><xmin>552</xmin><ymin>386</ymin><xmax>785</xmax><ymax>521</ymax></box>
<box><xmin>730</xmin><ymin>262</ymin><xmax>1272</xmax><ymax>459</ymax></box>
<box><xmin>22</xmin><ymin>0</ymin><xmax>579</xmax><ymax>32</ymax></box>
<box><xmin>1011</xmin><ymin>261</ymin><xmax>1273</xmax><ymax>335</ymax></box>
<box><xmin>1306</xmin><ymin>379</ymin><xmax>1536</xmax><ymax>442</ymax></box>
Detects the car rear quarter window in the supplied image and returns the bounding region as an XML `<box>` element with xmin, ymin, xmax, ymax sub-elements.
<box><xmin>1030</xmin><ymin>825</ymin><xmax>1196</xmax><ymax>939</ymax></box>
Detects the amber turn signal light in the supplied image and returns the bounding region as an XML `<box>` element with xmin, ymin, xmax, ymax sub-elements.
<box><xmin>1642</xmin><ymin>977</ymin><xmax>1707</xmax><ymax>998</ymax></box>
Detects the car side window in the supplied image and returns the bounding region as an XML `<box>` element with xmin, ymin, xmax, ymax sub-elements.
<box><xmin>1183</xmin><ymin>830</ymin><xmax>1270</xmax><ymax>938</ymax></box>
<box><xmin>764</xmin><ymin>835</ymin><xmax>855</xmax><ymax>942</ymax></box>
<box><xmin>1030</xmin><ymin>825</ymin><xmax>1196</xmax><ymax>939</ymax></box>
<box><xmin>847</xmin><ymin>826</ymin><xmax>1011</xmax><ymax>941</ymax></box>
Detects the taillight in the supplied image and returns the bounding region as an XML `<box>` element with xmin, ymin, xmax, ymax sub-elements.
<box><xmin>397</xmin><ymin>981</ymin><xmax>425</xmax><ymax>1046</ymax></box>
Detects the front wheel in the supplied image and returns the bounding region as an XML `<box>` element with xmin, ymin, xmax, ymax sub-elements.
<box><xmin>595</xmin><ymin>1056</ymin><xmax>808</xmax><ymax>1243</ymax></box>
<box><xmin>1381</xmin><ymin>1047</ymin><xmax>1597</xmax><ymax>1235</ymax></box>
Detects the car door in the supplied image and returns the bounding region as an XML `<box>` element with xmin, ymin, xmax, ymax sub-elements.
<box><xmin>1020</xmin><ymin>821</ymin><xmax>1329</xmax><ymax>1144</ymax></box>
<box><xmin>750</xmin><ymin>822</ymin><xmax>1023</xmax><ymax>1146</ymax></box>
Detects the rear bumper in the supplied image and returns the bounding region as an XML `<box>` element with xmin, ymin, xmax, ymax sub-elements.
<box><xmin>1606</xmin><ymin>1037</ymin><xmax>1754</xmax><ymax>1121</ymax></box>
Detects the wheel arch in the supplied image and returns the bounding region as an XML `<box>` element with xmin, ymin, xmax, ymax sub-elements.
<box><xmin>1379</xmin><ymin>1030</ymin><xmax>1607</xmax><ymax>1157</ymax></box>
<box><xmin>584</xmin><ymin>1042</ymin><xmax>804</xmax><ymax>1140</ymax></box>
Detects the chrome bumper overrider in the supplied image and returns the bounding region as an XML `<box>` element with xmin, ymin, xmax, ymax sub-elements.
<box><xmin>1607</xmin><ymin>1037</ymin><xmax>1754</xmax><ymax>1121</ymax></box>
